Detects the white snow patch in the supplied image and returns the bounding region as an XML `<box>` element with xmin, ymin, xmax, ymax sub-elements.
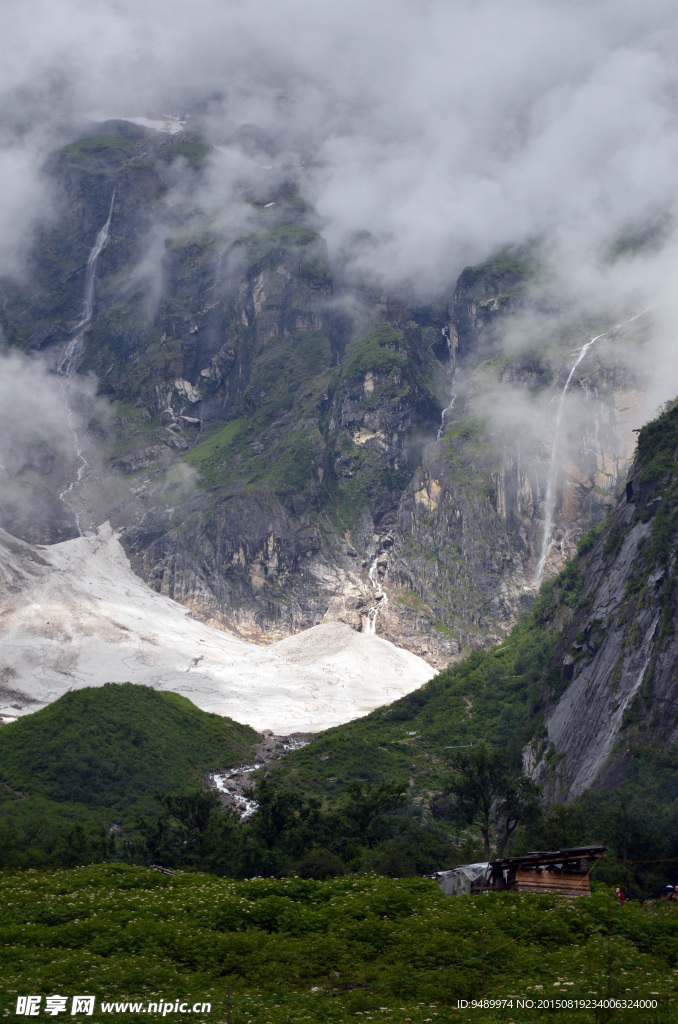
<box><xmin>0</xmin><ymin>524</ymin><xmax>434</xmax><ymax>733</ymax></box>
<box><xmin>85</xmin><ymin>114</ymin><xmax>186</xmax><ymax>134</ymax></box>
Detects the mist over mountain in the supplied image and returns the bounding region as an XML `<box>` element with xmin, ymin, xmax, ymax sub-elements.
<box><xmin>1</xmin><ymin>2</ymin><xmax>678</xmax><ymax>314</ymax></box>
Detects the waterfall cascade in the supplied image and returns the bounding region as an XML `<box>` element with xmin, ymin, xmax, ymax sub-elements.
<box><xmin>58</xmin><ymin>192</ymin><xmax>115</xmax><ymax>534</ymax></box>
<box><xmin>364</xmin><ymin>555</ymin><xmax>389</xmax><ymax>635</ymax></box>
<box><xmin>437</xmin><ymin>328</ymin><xmax>457</xmax><ymax>440</ymax></box>
<box><xmin>58</xmin><ymin>191</ymin><xmax>115</xmax><ymax>376</ymax></box>
<box><xmin>534</xmin><ymin>309</ymin><xmax>648</xmax><ymax>585</ymax></box>
<box><xmin>437</xmin><ymin>380</ymin><xmax>457</xmax><ymax>441</ymax></box>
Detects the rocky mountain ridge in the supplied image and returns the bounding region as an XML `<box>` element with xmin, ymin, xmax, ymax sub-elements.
<box><xmin>0</xmin><ymin>119</ymin><xmax>651</xmax><ymax>666</ymax></box>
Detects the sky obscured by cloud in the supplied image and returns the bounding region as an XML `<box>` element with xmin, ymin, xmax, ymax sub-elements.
<box><xmin>0</xmin><ymin>0</ymin><xmax>676</xmax><ymax>288</ymax></box>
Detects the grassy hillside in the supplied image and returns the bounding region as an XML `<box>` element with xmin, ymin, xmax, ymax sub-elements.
<box><xmin>0</xmin><ymin>684</ymin><xmax>257</xmax><ymax>825</ymax></box>
<box><xmin>0</xmin><ymin>864</ymin><xmax>675</xmax><ymax>1024</ymax></box>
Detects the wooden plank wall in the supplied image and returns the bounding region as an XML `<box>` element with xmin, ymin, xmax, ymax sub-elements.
<box><xmin>511</xmin><ymin>868</ymin><xmax>591</xmax><ymax>895</ymax></box>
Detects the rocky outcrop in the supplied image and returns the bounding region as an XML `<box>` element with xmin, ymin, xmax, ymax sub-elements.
<box><xmin>388</xmin><ymin>444</ymin><xmax>532</xmax><ymax>655</ymax></box>
<box><xmin>449</xmin><ymin>248</ymin><xmax>533</xmax><ymax>363</ymax></box>
<box><xmin>527</xmin><ymin>402</ymin><xmax>678</xmax><ymax>799</ymax></box>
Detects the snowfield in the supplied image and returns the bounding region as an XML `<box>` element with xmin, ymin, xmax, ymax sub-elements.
<box><xmin>0</xmin><ymin>524</ymin><xmax>434</xmax><ymax>733</ymax></box>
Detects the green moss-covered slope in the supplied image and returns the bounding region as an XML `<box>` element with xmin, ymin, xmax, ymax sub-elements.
<box><xmin>0</xmin><ymin>684</ymin><xmax>256</xmax><ymax>822</ymax></box>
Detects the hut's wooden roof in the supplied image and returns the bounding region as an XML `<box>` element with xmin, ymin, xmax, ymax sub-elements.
<box><xmin>492</xmin><ymin>845</ymin><xmax>606</xmax><ymax>870</ymax></box>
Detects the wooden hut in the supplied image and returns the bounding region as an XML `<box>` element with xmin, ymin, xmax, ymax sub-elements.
<box><xmin>486</xmin><ymin>845</ymin><xmax>606</xmax><ymax>895</ymax></box>
<box><xmin>431</xmin><ymin>845</ymin><xmax>605</xmax><ymax>897</ymax></box>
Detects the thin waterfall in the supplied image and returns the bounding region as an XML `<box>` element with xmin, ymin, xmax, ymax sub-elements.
<box><xmin>534</xmin><ymin>309</ymin><xmax>648</xmax><ymax>585</ymax></box>
<box><xmin>58</xmin><ymin>191</ymin><xmax>116</xmax><ymax>376</ymax></box>
<box><xmin>58</xmin><ymin>192</ymin><xmax>115</xmax><ymax>534</ymax></box>
<box><xmin>437</xmin><ymin>327</ymin><xmax>456</xmax><ymax>440</ymax></box>
<box><xmin>364</xmin><ymin>555</ymin><xmax>389</xmax><ymax>635</ymax></box>
<box><xmin>437</xmin><ymin>379</ymin><xmax>457</xmax><ymax>440</ymax></box>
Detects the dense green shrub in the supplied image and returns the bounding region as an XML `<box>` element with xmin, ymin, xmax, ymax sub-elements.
<box><xmin>0</xmin><ymin>866</ymin><xmax>675</xmax><ymax>1024</ymax></box>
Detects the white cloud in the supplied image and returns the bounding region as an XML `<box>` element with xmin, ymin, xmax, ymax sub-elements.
<box><xmin>0</xmin><ymin>0</ymin><xmax>677</xmax><ymax>366</ymax></box>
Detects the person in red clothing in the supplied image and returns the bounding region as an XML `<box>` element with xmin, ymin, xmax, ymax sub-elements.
<box><xmin>615</xmin><ymin>886</ymin><xmax>625</xmax><ymax>906</ymax></box>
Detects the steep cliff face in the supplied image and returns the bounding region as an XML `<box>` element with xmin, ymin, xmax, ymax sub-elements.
<box><xmin>527</xmin><ymin>401</ymin><xmax>678</xmax><ymax>799</ymax></box>
<box><xmin>448</xmin><ymin>247</ymin><xmax>535</xmax><ymax>363</ymax></box>
<box><xmin>374</xmin><ymin>287</ymin><xmax>649</xmax><ymax>659</ymax></box>
<box><xmin>0</xmin><ymin>121</ymin><xmax>651</xmax><ymax>665</ymax></box>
